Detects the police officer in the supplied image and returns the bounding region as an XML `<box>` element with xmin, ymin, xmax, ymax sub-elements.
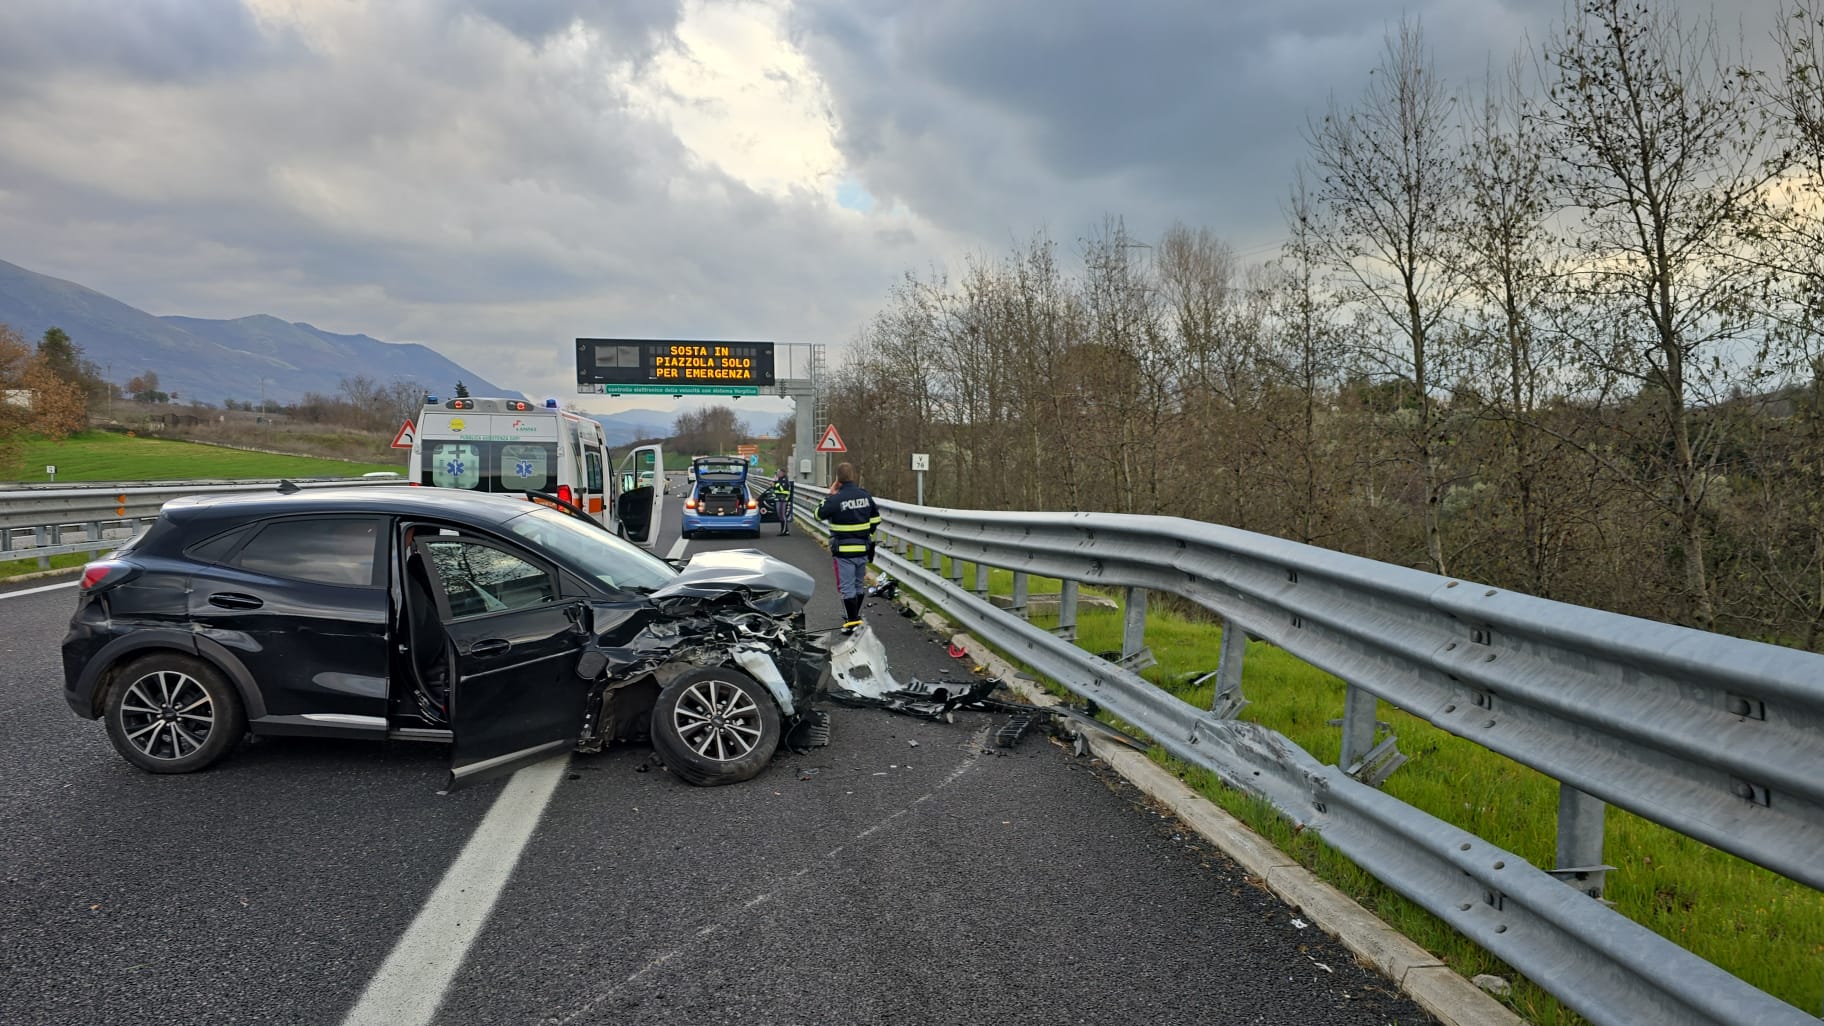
<box><xmin>816</xmin><ymin>462</ymin><xmax>880</xmax><ymax>633</ymax></box>
<box><xmin>771</xmin><ymin>468</ymin><xmax>793</xmax><ymax>536</ymax></box>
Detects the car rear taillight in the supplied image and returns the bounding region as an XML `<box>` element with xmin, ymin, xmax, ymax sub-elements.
<box><xmin>746</xmin><ymin>498</ymin><xmax>758</xmax><ymax>510</ymax></box>
<box><xmin>79</xmin><ymin>560</ymin><xmax>136</xmax><ymax>593</ymax></box>
<box><xmin>684</xmin><ymin>497</ymin><xmax>697</xmax><ymax>510</ymax></box>
<box><xmin>557</xmin><ymin>484</ymin><xmax>574</xmax><ymax>506</ymax></box>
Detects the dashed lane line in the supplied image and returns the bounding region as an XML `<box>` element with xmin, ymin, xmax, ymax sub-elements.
<box><xmin>665</xmin><ymin>536</ymin><xmax>689</xmax><ymax>561</ymax></box>
<box><xmin>340</xmin><ymin>754</ymin><xmax>571</xmax><ymax>1026</ymax></box>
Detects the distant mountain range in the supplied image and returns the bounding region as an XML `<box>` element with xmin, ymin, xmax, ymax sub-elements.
<box><xmin>0</xmin><ymin>257</ymin><xmax>520</xmax><ymax>406</ymax></box>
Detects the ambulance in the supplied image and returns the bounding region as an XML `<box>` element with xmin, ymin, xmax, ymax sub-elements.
<box><xmin>409</xmin><ymin>396</ymin><xmax>665</xmax><ymax>548</ymax></box>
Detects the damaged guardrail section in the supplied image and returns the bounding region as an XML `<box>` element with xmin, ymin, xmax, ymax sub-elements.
<box><xmin>795</xmin><ymin>496</ymin><xmax>1823</xmax><ymax>1026</ymax></box>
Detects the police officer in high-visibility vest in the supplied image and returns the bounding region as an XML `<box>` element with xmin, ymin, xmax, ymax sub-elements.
<box><xmin>816</xmin><ymin>462</ymin><xmax>880</xmax><ymax>633</ymax></box>
<box><xmin>771</xmin><ymin>468</ymin><xmax>793</xmax><ymax>536</ymax></box>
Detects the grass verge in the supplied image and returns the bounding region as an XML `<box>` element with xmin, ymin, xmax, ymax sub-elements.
<box><xmin>12</xmin><ymin>431</ymin><xmax>404</xmax><ymax>483</ymax></box>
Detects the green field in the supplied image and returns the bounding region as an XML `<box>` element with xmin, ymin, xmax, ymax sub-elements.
<box><xmin>10</xmin><ymin>432</ymin><xmax>403</xmax><ymax>483</ymax></box>
<box><xmin>910</xmin><ymin>553</ymin><xmax>1822</xmax><ymax>1025</ymax></box>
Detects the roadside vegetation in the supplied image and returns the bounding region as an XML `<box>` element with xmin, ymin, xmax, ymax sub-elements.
<box><xmin>9</xmin><ymin>431</ymin><xmax>402</xmax><ymax>483</ymax></box>
<box><xmin>891</xmin><ymin>554</ymin><xmax>1824</xmax><ymax>1024</ymax></box>
<box><xmin>828</xmin><ymin>0</ymin><xmax>1824</xmax><ymax>655</ymax></box>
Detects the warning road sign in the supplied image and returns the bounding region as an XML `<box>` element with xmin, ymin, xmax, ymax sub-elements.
<box><xmin>391</xmin><ymin>419</ymin><xmax>417</xmax><ymax>449</ymax></box>
<box><xmin>815</xmin><ymin>424</ymin><xmax>846</xmax><ymax>453</ymax></box>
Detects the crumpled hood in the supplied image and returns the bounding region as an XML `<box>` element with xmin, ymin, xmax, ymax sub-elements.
<box><xmin>648</xmin><ymin>549</ymin><xmax>815</xmax><ymax>614</ymax></box>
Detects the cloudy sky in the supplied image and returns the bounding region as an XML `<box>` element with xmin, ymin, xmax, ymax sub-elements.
<box><xmin>0</xmin><ymin>0</ymin><xmax>1784</xmax><ymax>419</ymax></box>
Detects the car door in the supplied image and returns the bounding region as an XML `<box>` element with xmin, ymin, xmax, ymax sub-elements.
<box><xmin>415</xmin><ymin>534</ymin><xmax>593</xmax><ymax>785</ymax></box>
<box><xmin>612</xmin><ymin>443</ymin><xmax>665</xmax><ymax>548</ymax></box>
<box><xmin>187</xmin><ymin>515</ymin><xmax>390</xmax><ymax>732</ymax></box>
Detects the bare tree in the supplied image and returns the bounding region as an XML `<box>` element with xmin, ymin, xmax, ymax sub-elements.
<box><xmin>1454</xmin><ymin>59</ymin><xmax>1574</xmax><ymax>595</ymax></box>
<box><xmin>1261</xmin><ymin>172</ymin><xmax>1347</xmax><ymax>545</ymax></box>
<box><xmin>1538</xmin><ymin>0</ymin><xmax>1785</xmax><ymax>628</ymax></box>
<box><xmin>1307</xmin><ymin>17</ymin><xmax>1464</xmax><ymax>572</ymax></box>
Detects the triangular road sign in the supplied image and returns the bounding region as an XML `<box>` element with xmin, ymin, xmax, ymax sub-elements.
<box><xmin>391</xmin><ymin>419</ymin><xmax>417</xmax><ymax>449</ymax></box>
<box><xmin>815</xmin><ymin>423</ymin><xmax>847</xmax><ymax>453</ymax></box>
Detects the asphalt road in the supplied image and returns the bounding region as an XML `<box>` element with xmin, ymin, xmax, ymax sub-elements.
<box><xmin>0</xmin><ymin>493</ymin><xmax>1434</xmax><ymax>1026</ymax></box>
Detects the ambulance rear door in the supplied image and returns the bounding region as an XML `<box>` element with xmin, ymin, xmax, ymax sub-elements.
<box><xmin>612</xmin><ymin>444</ymin><xmax>664</xmax><ymax>548</ymax></box>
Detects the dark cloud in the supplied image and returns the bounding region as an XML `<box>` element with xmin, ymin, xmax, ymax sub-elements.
<box><xmin>789</xmin><ymin>0</ymin><xmax>1785</xmax><ymax>251</ymax></box>
<box><xmin>459</xmin><ymin>0</ymin><xmax>682</xmax><ymax>58</ymax></box>
<box><xmin>0</xmin><ymin>0</ymin><xmax>303</xmax><ymax>85</ymax></box>
<box><xmin>0</xmin><ymin>0</ymin><xmax>1791</xmax><ymax>413</ymax></box>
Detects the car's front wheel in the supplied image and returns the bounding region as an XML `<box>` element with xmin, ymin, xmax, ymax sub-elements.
<box><xmin>104</xmin><ymin>654</ymin><xmax>245</xmax><ymax>774</ymax></box>
<box><xmin>650</xmin><ymin>667</ymin><xmax>780</xmax><ymax>786</ymax></box>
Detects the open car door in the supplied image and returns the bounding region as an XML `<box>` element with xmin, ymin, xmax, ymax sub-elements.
<box><xmin>413</xmin><ymin>536</ymin><xmax>594</xmax><ymax>787</ymax></box>
<box><xmin>613</xmin><ymin>443</ymin><xmax>665</xmax><ymax>549</ymax></box>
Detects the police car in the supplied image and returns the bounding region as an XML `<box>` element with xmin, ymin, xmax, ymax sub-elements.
<box><xmin>681</xmin><ymin>456</ymin><xmax>761</xmax><ymax>539</ymax></box>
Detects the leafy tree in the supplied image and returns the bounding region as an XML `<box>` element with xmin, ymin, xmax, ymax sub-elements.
<box><xmin>453</xmin><ymin>380</ymin><xmax>470</xmax><ymax>398</ymax></box>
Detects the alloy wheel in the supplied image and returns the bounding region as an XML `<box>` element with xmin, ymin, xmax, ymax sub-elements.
<box><xmin>117</xmin><ymin>670</ymin><xmax>216</xmax><ymax>761</ymax></box>
<box><xmin>671</xmin><ymin>677</ymin><xmax>763</xmax><ymax>762</ymax></box>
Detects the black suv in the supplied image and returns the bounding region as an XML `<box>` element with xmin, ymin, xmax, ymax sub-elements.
<box><xmin>62</xmin><ymin>486</ymin><xmax>829</xmax><ymax>786</ymax></box>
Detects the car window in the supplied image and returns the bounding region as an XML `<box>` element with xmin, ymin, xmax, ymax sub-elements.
<box><xmin>420</xmin><ymin>538</ymin><xmax>557</xmax><ymax>619</ymax></box>
<box><xmin>585</xmin><ymin>451</ymin><xmax>603</xmax><ymax>494</ymax></box>
<box><xmin>233</xmin><ymin>517</ymin><xmax>382</xmax><ymax>587</ymax></box>
<box><xmin>184</xmin><ymin>525</ymin><xmax>252</xmax><ymax>564</ymax></box>
<box><xmin>501</xmin><ymin>505</ymin><xmax>676</xmax><ymax>592</ymax></box>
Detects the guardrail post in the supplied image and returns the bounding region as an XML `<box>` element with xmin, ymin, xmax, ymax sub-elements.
<box><xmin>1120</xmin><ymin>587</ymin><xmax>1154</xmax><ymax>671</ymax></box>
<box><xmin>1054</xmin><ymin>581</ymin><xmax>1078</xmax><ymax>640</ymax></box>
<box><xmin>1010</xmin><ymin>572</ymin><xmax>1029</xmax><ymax>620</ymax></box>
<box><xmin>926</xmin><ymin>547</ymin><xmax>941</xmax><ymax>572</ymax></box>
<box><xmin>34</xmin><ymin>525</ymin><xmax>51</xmax><ymax>570</ymax></box>
<box><xmin>949</xmin><ymin>556</ymin><xmax>964</xmax><ymax>586</ymax></box>
<box><xmin>972</xmin><ymin>563</ymin><xmax>989</xmax><ymax>597</ymax></box>
<box><xmin>86</xmin><ymin>520</ymin><xmax>103</xmax><ymax>557</ymax></box>
<box><xmin>1552</xmin><ymin>785</ymin><xmax>1611</xmax><ymax>901</ymax></box>
<box><xmin>1339</xmin><ymin>685</ymin><xmax>1377</xmax><ymax>771</ymax></box>
<box><xmin>1209</xmin><ymin>618</ymin><xmax>1247</xmax><ymax>718</ymax></box>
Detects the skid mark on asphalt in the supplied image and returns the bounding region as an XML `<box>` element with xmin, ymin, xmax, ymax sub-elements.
<box><xmin>553</xmin><ymin>724</ymin><xmax>994</xmax><ymax>1026</ymax></box>
<box><xmin>340</xmin><ymin>754</ymin><xmax>570</xmax><ymax>1026</ymax></box>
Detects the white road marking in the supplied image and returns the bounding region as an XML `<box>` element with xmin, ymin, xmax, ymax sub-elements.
<box><xmin>666</xmin><ymin>537</ymin><xmax>688</xmax><ymax>561</ymax></box>
<box><xmin>0</xmin><ymin>581</ymin><xmax>76</xmax><ymax>600</ymax></box>
<box><xmin>340</xmin><ymin>755</ymin><xmax>570</xmax><ymax>1026</ymax></box>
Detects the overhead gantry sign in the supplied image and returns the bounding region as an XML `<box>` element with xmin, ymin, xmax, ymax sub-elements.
<box><xmin>576</xmin><ymin>338</ymin><xmax>777</xmax><ymax>396</ymax></box>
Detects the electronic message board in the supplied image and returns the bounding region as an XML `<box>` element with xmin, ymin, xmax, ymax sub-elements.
<box><xmin>576</xmin><ymin>338</ymin><xmax>775</xmax><ymax>395</ymax></box>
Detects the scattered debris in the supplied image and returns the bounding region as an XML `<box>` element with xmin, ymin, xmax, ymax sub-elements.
<box><xmin>995</xmin><ymin>712</ymin><xmax>1036</xmax><ymax>748</ymax></box>
<box><xmin>1472</xmin><ymin>974</ymin><xmax>1512</xmax><ymax>997</ymax></box>
<box><xmin>907</xmin><ymin>740</ymin><xmax>919</xmax><ymax>748</ymax></box>
<box><xmin>1289</xmin><ymin>917</ymin><xmax>1310</xmax><ymax>930</ymax></box>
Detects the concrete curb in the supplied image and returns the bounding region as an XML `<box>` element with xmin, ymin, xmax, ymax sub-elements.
<box><xmin>891</xmin><ymin>592</ymin><xmax>1526</xmax><ymax>1026</ymax></box>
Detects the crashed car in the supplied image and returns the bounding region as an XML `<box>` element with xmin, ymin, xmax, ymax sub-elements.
<box><xmin>60</xmin><ymin>486</ymin><xmax>829</xmax><ymax>787</ymax></box>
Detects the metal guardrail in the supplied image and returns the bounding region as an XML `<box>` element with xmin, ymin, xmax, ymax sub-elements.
<box><xmin>0</xmin><ymin>477</ymin><xmax>402</xmax><ymax>566</ymax></box>
<box><xmin>794</xmin><ymin>494</ymin><xmax>1821</xmax><ymax>1026</ymax></box>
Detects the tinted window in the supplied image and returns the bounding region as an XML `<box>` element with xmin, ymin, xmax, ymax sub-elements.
<box><xmin>585</xmin><ymin>452</ymin><xmax>603</xmax><ymax>493</ymax></box>
<box><xmin>420</xmin><ymin>539</ymin><xmax>557</xmax><ymax>619</ymax></box>
<box><xmin>233</xmin><ymin>517</ymin><xmax>382</xmax><ymax>587</ymax></box>
<box><xmin>184</xmin><ymin>526</ymin><xmax>251</xmax><ymax>564</ymax></box>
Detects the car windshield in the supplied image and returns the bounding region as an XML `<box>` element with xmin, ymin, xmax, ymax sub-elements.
<box><xmin>502</xmin><ymin>505</ymin><xmax>676</xmax><ymax>592</ymax></box>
